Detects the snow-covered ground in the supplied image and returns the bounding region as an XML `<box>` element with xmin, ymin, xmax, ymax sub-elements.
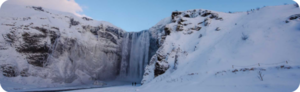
<box><xmin>71</xmin><ymin>4</ymin><xmax>300</xmax><ymax>92</ymax></box>
<box><xmin>70</xmin><ymin>66</ymin><xmax>300</xmax><ymax>92</ymax></box>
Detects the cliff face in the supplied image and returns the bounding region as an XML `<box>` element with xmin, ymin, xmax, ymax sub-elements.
<box><xmin>0</xmin><ymin>4</ymin><xmax>152</xmax><ymax>87</ymax></box>
<box><xmin>0</xmin><ymin>5</ymin><xmax>125</xmax><ymax>83</ymax></box>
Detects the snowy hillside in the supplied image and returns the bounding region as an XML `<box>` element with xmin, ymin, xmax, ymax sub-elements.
<box><xmin>141</xmin><ymin>4</ymin><xmax>300</xmax><ymax>92</ymax></box>
<box><xmin>72</xmin><ymin>4</ymin><xmax>300</xmax><ymax>92</ymax></box>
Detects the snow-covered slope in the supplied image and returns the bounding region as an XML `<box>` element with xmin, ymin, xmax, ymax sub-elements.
<box><xmin>139</xmin><ymin>4</ymin><xmax>300</xmax><ymax>92</ymax></box>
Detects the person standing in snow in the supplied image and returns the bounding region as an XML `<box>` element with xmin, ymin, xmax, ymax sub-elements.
<box><xmin>135</xmin><ymin>82</ymin><xmax>137</xmax><ymax>86</ymax></box>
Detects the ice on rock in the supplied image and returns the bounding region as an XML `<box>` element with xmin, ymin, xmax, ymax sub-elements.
<box><xmin>0</xmin><ymin>4</ymin><xmax>154</xmax><ymax>90</ymax></box>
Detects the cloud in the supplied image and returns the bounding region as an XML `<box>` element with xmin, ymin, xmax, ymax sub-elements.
<box><xmin>5</xmin><ymin>0</ymin><xmax>85</xmax><ymax>17</ymax></box>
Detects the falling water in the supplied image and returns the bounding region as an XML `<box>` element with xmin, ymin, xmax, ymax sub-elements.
<box><xmin>119</xmin><ymin>30</ymin><xmax>150</xmax><ymax>82</ymax></box>
<box><xmin>45</xmin><ymin>29</ymin><xmax>151</xmax><ymax>83</ymax></box>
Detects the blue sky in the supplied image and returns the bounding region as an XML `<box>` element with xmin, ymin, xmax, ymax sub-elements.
<box><xmin>75</xmin><ymin>0</ymin><xmax>295</xmax><ymax>32</ymax></box>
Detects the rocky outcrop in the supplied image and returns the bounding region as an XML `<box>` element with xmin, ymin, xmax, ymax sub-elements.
<box><xmin>142</xmin><ymin>9</ymin><xmax>225</xmax><ymax>84</ymax></box>
<box><xmin>32</xmin><ymin>6</ymin><xmax>44</xmax><ymax>12</ymax></box>
<box><xmin>82</xmin><ymin>17</ymin><xmax>93</xmax><ymax>21</ymax></box>
<box><xmin>16</xmin><ymin>27</ymin><xmax>53</xmax><ymax>67</ymax></box>
<box><xmin>70</xmin><ymin>18</ymin><xmax>80</xmax><ymax>28</ymax></box>
<box><xmin>286</xmin><ymin>14</ymin><xmax>300</xmax><ymax>23</ymax></box>
<box><xmin>154</xmin><ymin>59</ymin><xmax>169</xmax><ymax>77</ymax></box>
<box><xmin>1</xmin><ymin>64</ymin><xmax>18</xmax><ymax>77</ymax></box>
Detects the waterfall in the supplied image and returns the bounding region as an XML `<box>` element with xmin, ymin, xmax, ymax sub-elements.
<box><xmin>44</xmin><ymin>28</ymin><xmax>151</xmax><ymax>83</ymax></box>
<box><xmin>120</xmin><ymin>30</ymin><xmax>150</xmax><ymax>82</ymax></box>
